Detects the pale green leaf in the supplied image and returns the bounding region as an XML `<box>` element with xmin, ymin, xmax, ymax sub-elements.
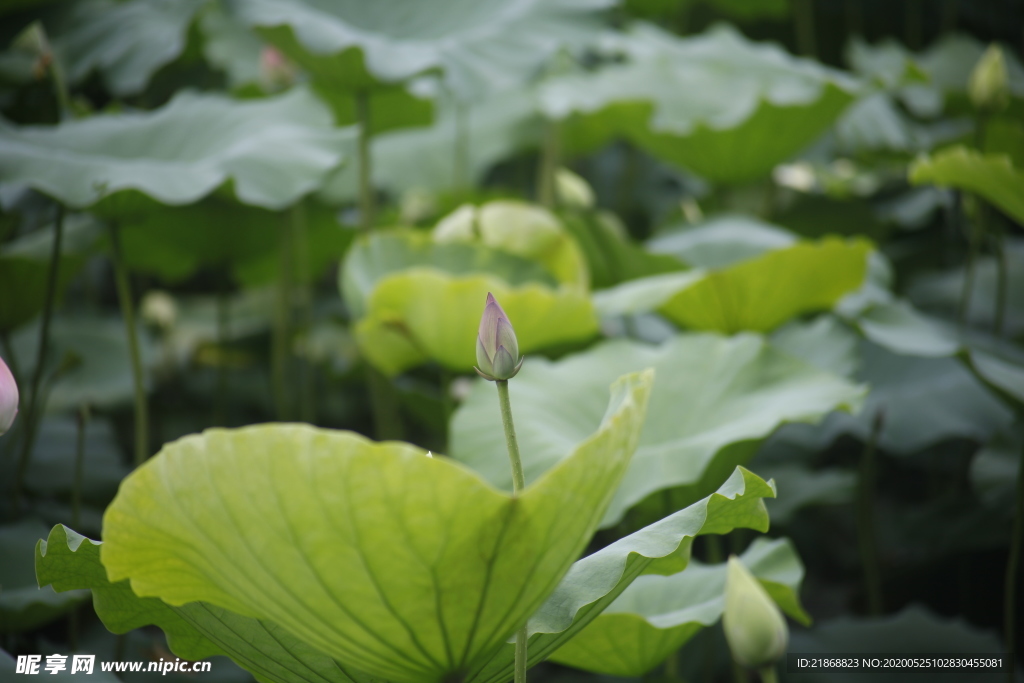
<box><xmin>647</xmin><ymin>214</ymin><xmax>797</xmax><ymax>269</ymax></box>
<box><xmin>0</xmin><ymin>87</ymin><xmax>354</xmax><ymax>211</ymax></box>
<box><xmin>101</xmin><ymin>371</ymin><xmax>652</xmax><ymax>683</ymax></box>
<box><xmin>465</xmin><ymin>467</ymin><xmax>776</xmax><ymax>683</ymax></box>
<box><xmin>354</xmin><ymin>269</ymin><xmax>598</xmax><ymax>375</ymax></box>
<box><xmin>35</xmin><ymin>524</ymin><xmax>380</xmax><ymax>683</ymax></box>
<box><xmin>451</xmin><ymin>333</ymin><xmax>864</xmax><ymax>527</ymax></box>
<box><xmin>595</xmin><ymin>237</ymin><xmax>872</xmax><ymax>333</ymax></box>
<box><xmin>319</xmin><ymin>86</ymin><xmax>541</xmax><ymax>202</ymax></box>
<box><xmin>909</xmin><ymin>147</ymin><xmax>1024</xmax><ymax>224</ymax></box>
<box><xmin>548</xmin><ymin>537</ymin><xmax>808</xmax><ymax>676</ymax></box>
<box><xmin>53</xmin><ymin>0</ymin><xmax>205</xmax><ymax>96</ymax></box>
<box><xmin>234</xmin><ymin>0</ymin><xmax>612</xmax><ymax>99</ymax></box>
<box><xmin>541</xmin><ymin>23</ymin><xmax>860</xmax><ymax>183</ymax></box>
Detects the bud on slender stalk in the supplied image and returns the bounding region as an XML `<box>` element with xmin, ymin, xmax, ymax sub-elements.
<box><xmin>474</xmin><ymin>293</ymin><xmax>523</xmax><ymax>381</ymax></box>
<box><xmin>723</xmin><ymin>555</ymin><xmax>789</xmax><ymax>670</ymax></box>
<box><xmin>969</xmin><ymin>44</ymin><xmax>1009</xmax><ymax>113</ymax></box>
<box><xmin>0</xmin><ymin>355</ymin><xmax>19</xmax><ymax>435</ymax></box>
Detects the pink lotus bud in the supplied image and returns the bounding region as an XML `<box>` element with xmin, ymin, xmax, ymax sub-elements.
<box><xmin>474</xmin><ymin>293</ymin><xmax>522</xmax><ymax>381</ymax></box>
<box><xmin>0</xmin><ymin>355</ymin><xmax>18</xmax><ymax>434</ymax></box>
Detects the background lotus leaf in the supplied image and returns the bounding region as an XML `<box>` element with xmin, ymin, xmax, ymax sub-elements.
<box><xmin>0</xmin><ymin>87</ymin><xmax>354</xmax><ymax>211</ymax></box>
<box><xmin>595</xmin><ymin>237</ymin><xmax>872</xmax><ymax>333</ymax></box>
<box><xmin>539</xmin><ymin>23</ymin><xmax>860</xmax><ymax>183</ymax></box>
<box><xmin>910</xmin><ymin>146</ymin><xmax>1024</xmax><ymax>224</ymax></box>
<box><xmin>451</xmin><ymin>333</ymin><xmax>864</xmax><ymax>527</ymax></box>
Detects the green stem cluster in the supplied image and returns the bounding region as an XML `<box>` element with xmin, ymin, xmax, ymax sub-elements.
<box><xmin>496</xmin><ymin>379</ymin><xmax>527</xmax><ymax>683</ymax></box>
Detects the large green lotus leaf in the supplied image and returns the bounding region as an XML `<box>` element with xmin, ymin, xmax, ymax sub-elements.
<box><xmin>646</xmin><ymin>214</ymin><xmax>797</xmax><ymax>269</ymax></box>
<box><xmin>1</xmin><ymin>520</ymin><xmax>89</xmax><ymax>633</ymax></box>
<box><xmin>50</xmin><ymin>0</ymin><xmax>205</xmax><ymax>96</ymax></box>
<box><xmin>451</xmin><ymin>333</ymin><xmax>864</xmax><ymax>527</ymax></box>
<box><xmin>320</xmin><ymin>85</ymin><xmax>541</xmax><ymax>203</ymax></box>
<box><xmin>0</xmin><ymin>214</ymin><xmax>101</xmax><ymax>332</ymax></box>
<box><xmin>354</xmin><ymin>270</ymin><xmax>598</xmax><ymax>375</ymax></box>
<box><xmin>10</xmin><ymin>315</ymin><xmax>153</xmax><ymax>413</ymax></box>
<box><xmin>594</xmin><ymin>237</ymin><xmax>872</xmax><ymax>333</ymax></box>
<box><xmin>340</xmin><ymin>230</ymin><xmax>557</xmax><ymax>319</ymax></box>
<box><xmin>117</xmin><ymin>198</ymin><xmax>353</xmax><ymax>286</ymax></box>
<box><xmin>234</xmin><ymin>0</ymin><xmax>612</xmax><ymax>99</ymax></box>
<box><xmin>910</xmin><ymin>146</ymin><xmax>1024</xmax><ymax>224</ymax></box>
<box><xmin>465</xmin><ymin>467</ymin><xmax>775</xmax><ymax>683</ymax></box>
<box><xmin>548</xmin><ymin>537</ymin><xmax>808</xmax><ymax>676</ymax></box>
<box><xmin>101</xmin><ymin>371</ymin><xmax>652</xmax><ymax>683</ymax></box>
<box><xmin>199</xmin><ymin>1</ymin><xmax>266</xmax><ymax>90</ymax></box>
<box><xmin>540</xmin><ymin>23</ymin><xmax>860</xmax><ymax>184</ymax></box>
<box><xmin>0</xmin><ymin>87</ymin><xmax>354</xmax><ymax>211</ymax></box>
<box><xmin>36</xmin><ymin>524</ymin><xmax>381</xmax><ymax>683</ymax></box>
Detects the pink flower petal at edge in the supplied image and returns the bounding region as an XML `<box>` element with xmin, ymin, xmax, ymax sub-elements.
<box><xmin>0</xmin><ymin>355</ymin><xmax>18</xmax><ymax>434</ymax></box>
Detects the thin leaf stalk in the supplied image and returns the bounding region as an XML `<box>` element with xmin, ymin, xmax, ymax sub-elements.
<box><xmin>537</xmin><ymin>119</ymin><xmax>561</xmax><ymax>209</ymax></box>
<box><xmin>110</xmin><ymin>223</ymin><xmax>149</xmax><ymax>467</ymax></box>
<box><xmin>1005</xmin><ymin>432</ymin><xmax>1024</xmax><ymax>683</ymax></box>
<box><xmin>496</xmin><ymin>379</ymin><xmax>527</xmax><ymax>683</ymax></box>
<box><xmin>857</xmin><ymin>411</ymin><xmax>885</xmax><ymax>616</ymax></box>
<box><xmin>758</xmin><ymin>665</ymin><xmax>778</xmax><ymax>683</ymax></box>
<box><xmin>215</xmin><ymin>288</ymin><xmax>230</xmax><ymax>426</ymax></box>
<box><xmin>272</xmin><ymin>214</ymin><xmax>295</xmax><ymax>421</ymax></box>
<box><xmin>13</xmin><ymin>204</ymin><xmax>65</xmax><ymax>507</ymax></box>
<box><xmin>292</xmin><ymin>200</ymin><xmax>314</xmax><ymax>423</ymax></box>
<box><xmin>72</xmin><ymin>404</ymin><xmax>88</xmax><ymax>529</ymax></box>
<box><xmin>367</xmin><ymin>366</ymin><xmax>404</xmax><ymax>441</ymax></box>
<box><xmin>356</xmin><ymin>90</ymin><xmax>375</xmax><ymax>231</ymax></box>
<box><xmin>453</xmin><ymin>100</ymin><xmax>470</xmax><ymax>189</ymax></box>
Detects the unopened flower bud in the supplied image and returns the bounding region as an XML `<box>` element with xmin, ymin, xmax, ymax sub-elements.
<box><xmin>969</xmin><ymin>44</ymin><xmax>1009</xmax><ymax>113</ymax></box>
<box><xmin>555</xmin><ymin>168</ymin><xmax>595</xmax><ymax>209</ymax></box>
<box><xmin>723</xmin><ymin>555</ymin><xmax>789</xmax><ymax>670</ymax></box>
<box><xmin>474</xmin><ymin>293</ymin><xmax>522</xmax><ymax>381</ymax></box>
<box><xmin>0</xmin><ymin>356</ymin><xmax>19</xmax><ymax>435</ymax></box>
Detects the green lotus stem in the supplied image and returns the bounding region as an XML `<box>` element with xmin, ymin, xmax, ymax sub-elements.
<box><xmin>272</xmin><ymin>214</ymin><xmax>294</xmax><ymax>421</ymax></box>
<box><xmin>454</xmin><ymin>100</ymin><xmax>469</xmax><ymax>189</ymax></box>
<box><xmin>537</xmin><ymin>119</ymin><xmax>561</xmax><ymax>209</ymax></box>
<box><xmin>857</xmin><ymin>411</ymin><xmax>884</xmax><ymax>616</ymax></box>
<box><xmin>758</xmin><ymin>664</ymin><xmax>779</xmax><ymax>683</ymax></box>
<box><xmin>1005</xmin><ymin>432</ymin><xmax>1024</xmax><ymax>683</ymax></box>
<box><xmin>72</xmin><ymin>404</ymin><xmax>88</xmax><ymax>529</ymax></box>
<box><xmin>109</xmin><ymin>223</ymin><xmax>149</xmax><ymax>467</ymax></box>
<box><xmin>793</xmin><ymin>0</ymin><xmax>817</xmax><ymax>58</ymax></box>
<box><xmin>367</xmin><ymin>367</ymin><xmax>404</xmax><ymax>441</ymax></box>
<box><xmin>356</xmin><ymin>90</ymin><xmax>375</xmax><ymax>231</ymax></box>
<box><xmin>496</xmin><ymin>379</ymin><xmax>527</xmax><ymax>683</ymax></box>
<box><xmin>292</xmin><ymin>200</ymin><xmax>314</xmax><ymax>423</ymax></box>
<box><xmin>705</xmin><ymin>534</ymin><xmax>724</xmax><ymax>564</ymax></box>
<box><xmin>13</xmin><ymin>204</ymin><xmax>65</xmax><ymax>507</ymax></box>
<box><xmin>215</xmin><ymin>289</ymin><xmax>230</xmax><ymax>426</ymax></box>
